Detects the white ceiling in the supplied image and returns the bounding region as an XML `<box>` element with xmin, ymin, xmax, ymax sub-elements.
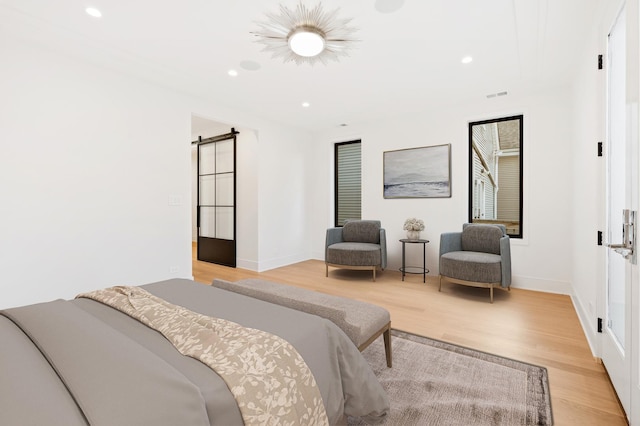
<box><xmin>1</xmin><ymin>0</ymin><xmax>601</xmax><ymax>132</ymax></box>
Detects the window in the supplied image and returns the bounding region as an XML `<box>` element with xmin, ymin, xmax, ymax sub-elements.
<box><xmin>468</xmin><ymin>115</ymin><xmax>523</xmax><ymax>238</ymax></box>
<box><xmin>335</xmin><ymin>140</ymin><xmax>361</xmax><ymax>226</ymax></box>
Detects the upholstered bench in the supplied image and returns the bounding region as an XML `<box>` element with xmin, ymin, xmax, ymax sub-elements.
<box><xmin>212</xmin><ymin>278</ymin><xmax>392</xmax><ymax>367</ymax></box>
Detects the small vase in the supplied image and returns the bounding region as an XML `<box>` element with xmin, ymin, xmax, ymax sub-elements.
<box><xmin>406</xmin><ymin>230</ymin><xmax>421</xmax><ymax>240</ymax></box>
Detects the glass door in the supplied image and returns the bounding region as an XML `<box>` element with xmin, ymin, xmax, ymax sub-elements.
<box><xmin>196</xmin><ymin>132</ymin><xmax>236</xmax><ymax>267</ymax></box>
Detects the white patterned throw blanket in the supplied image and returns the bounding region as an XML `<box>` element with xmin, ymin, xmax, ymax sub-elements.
<box><xmin>78</xmin><ymin>286</ymin><xmax>329</xmax><ymax>426</ymax></box>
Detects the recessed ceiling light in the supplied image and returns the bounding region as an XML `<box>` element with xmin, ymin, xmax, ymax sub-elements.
<box><xmin>302</xmin><ymin>102</ymin><xmax>310</xmax><ymax>108</ymax></box>
<box><xmin>228</xmin><ymin>69</ymin><xmax>238</xmax><ymax>77</ymax></box>
<box><xmin>85</xmin><ymin>7</ymin><xmax>102</xmax><ymax>18</ymax></box>
<box><xmin>461</xmin><ymin>56</ymin><xmax>473</xmax><ymax>64</ymax></box>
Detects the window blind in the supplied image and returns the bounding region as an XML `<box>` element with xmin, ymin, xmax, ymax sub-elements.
<box><xmin>335</xmin><ymin>141</ymin><xmax>361</xmax><ymax>226</ymax></box>
<box><xmin>496</xmin><ymin>155</ymin><xmax>520</xmax><ymax>221</ymax></box>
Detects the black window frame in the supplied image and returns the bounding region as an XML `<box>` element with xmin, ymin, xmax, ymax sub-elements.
<box><xmin>334</xmin><ymin>140</ymin><xmax>362</xmax><ymax>227</ymax></box>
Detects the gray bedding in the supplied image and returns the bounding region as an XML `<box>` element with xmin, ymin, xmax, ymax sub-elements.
<box><xmin>0</xmin><ymin>279</ymin><xmax>389</xmax><ymax>425</ymax></box>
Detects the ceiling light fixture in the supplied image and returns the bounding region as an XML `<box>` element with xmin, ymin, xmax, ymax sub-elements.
<box><xmin>289</xmin><ymin>27</ymin><xmax>325</xmax><ymax>57</ymax></box>
<box><xmin>302</xmin><ymin>102</ymin><xmax>310</xmax><ymax>108</ymax></box>
<box><xmin>228</xmin><ymin>69</ymin><xmax>238</xmax><ymax>77</ymax></box>
<box><xmin>461</xmin><ymin>56</ymin><xmax>473</xmax><ymax>64</ymax></box>
<box><xmin>252</xmin><ymin>2</ymin><xmax>358</xmax><ymax>66</ymax></box>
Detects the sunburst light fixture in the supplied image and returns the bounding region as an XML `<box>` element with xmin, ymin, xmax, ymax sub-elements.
<box><xmin>252</xmin><ymin>2</ymin><xmax>359</xmax><ymax>66</ymax></box>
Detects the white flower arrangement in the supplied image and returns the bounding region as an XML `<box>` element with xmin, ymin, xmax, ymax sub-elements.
<box><xmin>403</xmin><ymin>218</ymin><xmax>425</xmax><ymax>232</ymax></box>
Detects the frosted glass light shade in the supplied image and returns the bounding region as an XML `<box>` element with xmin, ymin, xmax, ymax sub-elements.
<box><xmin>288</xmin><ymin>27</ymin><xmax>325</xmax><ymax>57</ymax></box>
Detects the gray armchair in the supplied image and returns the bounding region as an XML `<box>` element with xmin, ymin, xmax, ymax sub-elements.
<box><xmin>325</xmin><ymin>220</ymin><xmax>387</xmax><ymax>282</ymax></box>
<box><xmin>439</xmin><ymin>223</ymin><xmax>511</xmax><ymax>303</ymax></box>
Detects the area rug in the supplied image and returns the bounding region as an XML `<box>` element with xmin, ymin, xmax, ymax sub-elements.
<box><xmin>349</xmin><ymin>330</ymin><xmax>553</xmax><ymax>425</ymax></box>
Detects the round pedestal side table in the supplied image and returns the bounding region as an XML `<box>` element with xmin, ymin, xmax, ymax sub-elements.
<box><xmin>399</xmin><ymin>238</ymin><xmax>430</xmax><ymax>283</ymax></box>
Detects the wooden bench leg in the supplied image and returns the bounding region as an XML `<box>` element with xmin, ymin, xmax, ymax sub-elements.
<box><xmin>359</xmin><ymin>323</ymin><xmax>392</xmax><ymax>368</ymax></box>
<box><xmin>383</xmin><ymin>325</ymin><xmax>392</xmax><ymax>368</ymax></box>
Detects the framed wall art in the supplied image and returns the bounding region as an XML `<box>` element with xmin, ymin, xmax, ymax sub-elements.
<box><xmin>383</xmin><ymin>143</ymin><xmax>451</xmax><ymax>198</ymax></box>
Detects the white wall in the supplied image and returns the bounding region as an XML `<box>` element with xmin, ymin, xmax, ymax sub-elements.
<box><xmin>236</xmin><ymin>130</ymin><xmax>261</xmax><ymax>270</ymax></box>
<box><xmin>257</xmin><ymin>127</ymin><xmax>314</xmax><ymax>271</ymax></box>
<box><xmin>310</xmin><ymin>88</ymin><xmax>575</xmax><ymax>294</ymax></box>
<box><xmin>0</xmin><ymin>35</ymin><xmax>313</xmax><ymax>308</ymax></box>
<box><xmin>0</xmin><ymin>38</ymin><xmax>191</xmax><ymax>308</ymax></box>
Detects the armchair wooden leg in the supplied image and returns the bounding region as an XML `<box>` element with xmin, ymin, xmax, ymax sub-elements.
<box><xmin>326</xmin><ymin>264</ymin><xmax>328</xmax><ymax>277</ymax></box>
<box><xmin>373</xmin><ymin>267</ymin><xmax>376</xmax><ymax>282</ymax></box>
<box><xmin>490</xmin><ymin>285</ymin><xmax>494</xmax><ymax>303</ymax></box>
<box><xmin>438</xmin><ymin>275</ymin><xmax>442</xmax><ymax>292</ymax></box>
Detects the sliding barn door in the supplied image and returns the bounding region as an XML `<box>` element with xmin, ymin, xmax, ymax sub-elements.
<box><xmin>196</xmin><ymin>131</ymin><xmax>237</xmax><ymax>267</ymax></box>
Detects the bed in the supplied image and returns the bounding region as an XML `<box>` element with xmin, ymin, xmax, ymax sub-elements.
<box><xmin>0</xmin><ymin>278</ymin><xmax>389</xmax><ymax>425</ymax></box>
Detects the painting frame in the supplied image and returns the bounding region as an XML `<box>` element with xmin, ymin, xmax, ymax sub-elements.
<box><xmin>383</xmin><ymin>143</ymin><xmax>452</xmax><ymax>199</ymax></box>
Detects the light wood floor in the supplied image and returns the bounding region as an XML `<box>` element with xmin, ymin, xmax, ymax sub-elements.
<box><xmin>192</xmin><ymin>248</ymin><xmax>627</xmax><ymax>425</ymax></box>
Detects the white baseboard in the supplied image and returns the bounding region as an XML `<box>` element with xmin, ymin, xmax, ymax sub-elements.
<box><xmin>510</xmin><ymin>275</ymin><xmax>572</xmax><ymax>294</ymax></box>
<box><xmin>571</xmin><ymin>292</ymin><xmax>599</xmax><ymax>358</ymax></box>
<box><xmin>236</xmin><ymin>258</ymin><xmax>259</xmax><ymax>272</ymax></box>
<box><xmin>256</xmin><ymin>253</ymin><xmax>311</xmax><ymax>272</ymax></box>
